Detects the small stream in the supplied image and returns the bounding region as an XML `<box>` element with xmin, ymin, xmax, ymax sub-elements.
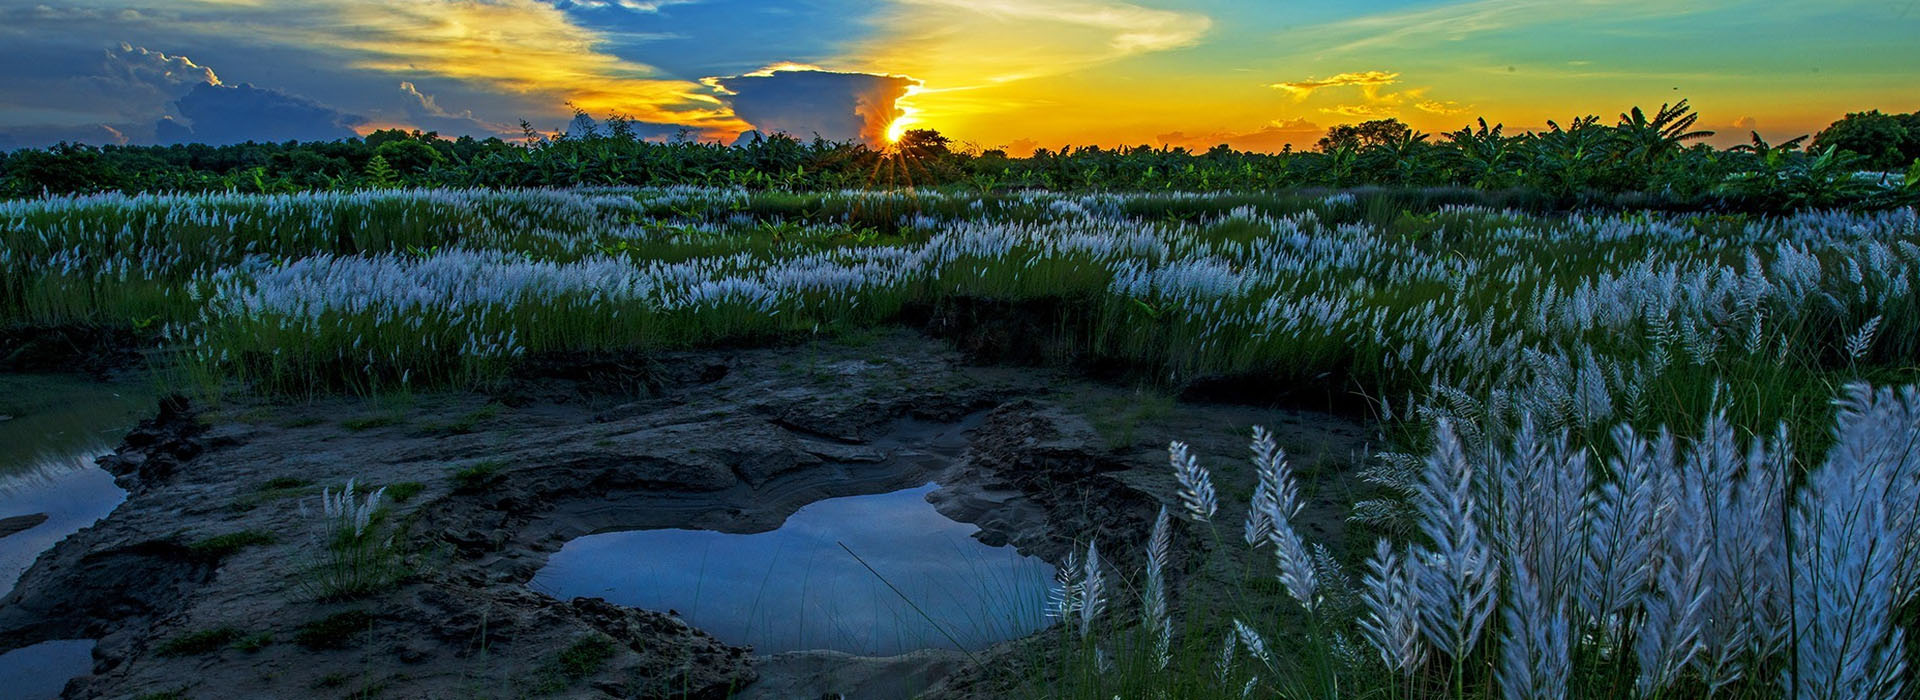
<box><xmin>530</xmin><ymin>482</ymin><xmax>1055</xmax><ymax>657</ymax></box>
<box><xmin>0</xmin><ymin>373</ymin><xmax>152</xmax><ymax>699</ymax></box>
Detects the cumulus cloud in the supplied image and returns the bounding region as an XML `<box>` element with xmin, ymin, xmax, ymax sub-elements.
<box><xmin>396</xmin><ymin>81</ymin><xmax>516</xmax><ymax>137</ymax></box>
<box><xmin>0</xmin><ymin>43</ymin><xmax>234</xmax><ymax>148</ymax></box>
<box><xmin>108</xmin><ymin>43</ymin><xmax>222</xmax><ymax>88</ymax></box>
<box><xmin>158</xmin><ymin>82</ymin><xmax>366</xmax><ymax>145</ymax></box>
<box><xmin>2</xmin><ymin>0</ymin><xmax>748</xmax><ymax>138</ymax></box>
<box><xmin>1270</xmin><ymin>71</ymin><xmax>1400</xmax><ymax>100</ymax></box>
<box><xmin>1156</xmin><ymin>118</ymin><xmax>1324</xmax><ymax>152</ymax></box>
<box><xmin>709</xmin><ymin>67</ymin><xmax>918</xmax><ymax>146</ymax></box>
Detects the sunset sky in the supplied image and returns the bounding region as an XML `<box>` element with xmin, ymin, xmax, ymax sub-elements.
<box><xmin>3</xmin><ymin>0</ymin><xmax>1917</xmax><ymax>152</ymax></box>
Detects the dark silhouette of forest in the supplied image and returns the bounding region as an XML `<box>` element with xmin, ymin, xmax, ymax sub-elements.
<box><xmin>3</xmin><ymin>103</ymin><xmax>1916</xmax><ymax>211</ymax></box>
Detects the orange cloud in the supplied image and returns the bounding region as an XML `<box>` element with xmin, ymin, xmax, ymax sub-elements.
<box><xmin>140</xmin><ymin>0</ymin><xmax>748</xmax><ymax>136</ymax></box>
<box><xmin>1321</xmin><ymin>103</ymin><xmax>1400</xmax><ymax>119</ymax></box>
<box><xmin>1415</xmin><ymin>99</ymin><xmax>1471</xmax><ymax>115</ymax></box>
<box><xmin>1270</xmin><ymin>71</ymin><xmax>1400</xmax><ymax>100</ymax></box>
<box><xmin>1156</xmin><ymin>118</ymin><xmax>1324</xmax><ymax>152</ymax></box>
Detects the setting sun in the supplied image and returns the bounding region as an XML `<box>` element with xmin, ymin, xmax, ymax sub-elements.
<box><xmin>883</xmin><ymin>116</ymin><xmax>912</xmax><ymax>144</ymax></box>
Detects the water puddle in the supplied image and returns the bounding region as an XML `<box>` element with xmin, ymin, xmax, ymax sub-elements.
<box><xmin>531</xmin><ymin>483</ymin><xmax>1054</xmax><ymax>656</ymax></box>
<box><xmin>0</xmin><ymin>375</ymin><xmax>149</xmax><ymax>693</ymax></box>
<box><xmin>0</xmin><ymin>374</ymin><xmax>149</xmax><ymax>598</ymax></box>
<box><xmin>0</xmin><ymin>639</ymin><xmax>95</xmax><ymax>699</ymax></box>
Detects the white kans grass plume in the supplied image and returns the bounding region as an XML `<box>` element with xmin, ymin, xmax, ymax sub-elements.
<box><xmin>1247</xmin><ymin>427</ymin><xmax>1318</xmax><ymax>613</ymax></box>
<box><xmin>1409</xmin><ymin>420</ymin><xmax>1500</xmax><ymax>661</ymax></box>
<box><xmin>321</xmin><ymin>478</ymin><xmax>386</xmax><ymax>538</ymax></box>
<box><xmin>1168</xmin><ymin>440</ymin><xmax>1217</xmax><ymax>523</ymax></box>
<box><xmin>1360</xmin><ymin>539</ymin><xmax>1426</xmax><ymax>676</ymax></box>
<box><xmin>1079</xmin><ymin>539</ymin><xmax>1107</xmax><ymax>639</ymax></box>
<box><xmin>1497</xmin><ymin>563</ymin><xmax>1569</xmax><ymax>700</ymax></box>
<box><xmin>1114</xmin><ymin>382</ymin><xmax>1920</xmax><ymax>696</ymax></box>
<box><xmin>1789</xmin><ymin>384</ymin><xmax>1920</xmax><ymax>700</ymax></box>
<box><xmin>1048</xmin><ymin>546</ymin><xmax>1085</xmax><ymax>622</ymax></box>
<box><xmin>1143</xmin><ymin>505</ymin><xmax>1174</xmax><ymax>669</ymax></box>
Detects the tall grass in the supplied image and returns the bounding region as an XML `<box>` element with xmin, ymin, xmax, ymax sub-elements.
<box><xmin>5</xmin><ymin>186</ymin><xmax>1919</xmax><ymax>693</ymax></box>
<box><xmin>1047</xmin><ymin>391</ymin><xmax>1917</xmax><ymax>698</ymax></box>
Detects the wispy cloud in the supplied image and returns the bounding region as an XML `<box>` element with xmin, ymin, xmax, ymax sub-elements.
<box><xmin>1322</xmin><ymin>103</ymin><xmax>1400</xmax><ymax>119</ymax></box>
<box><xmin>854</xmin><ymin>0</ymin><xmax>1211</xmax><ymax>86</ymax></box>
<box><xmin>1307</xmin><ymin>0</ymin><xmax>1740</xmax><ymax>54</ymax></box>
<box><xmin>566</xmin><ymin>0</ymin><xmax>700</xmax><ymax>12</ymax></box>
<box><xmin>1270</xmin><ymin>70</ymin><xmax>1399</xmax><ymax>100</ymax></box>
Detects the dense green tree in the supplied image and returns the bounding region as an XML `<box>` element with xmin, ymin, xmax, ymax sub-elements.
<box><xmin>1316</xmin><ymin>119</ymin><xmax>1413</xmax><ymax>152</ymax></box>
<box><xmin>1813</xmin><ymin>110</ymin><xmax>1917</xmax><ymax>170</ymax></box>
<box><xmin>374</xmin><ymin>139</ymin><xmax>446</xmax><ymax>174</ymax></box>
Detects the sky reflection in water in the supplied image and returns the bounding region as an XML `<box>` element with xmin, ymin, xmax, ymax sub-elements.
<box><xmin>531</xmin><ymin>483</ymin><xmax>1054</xmax><ymax>656</ymax></box>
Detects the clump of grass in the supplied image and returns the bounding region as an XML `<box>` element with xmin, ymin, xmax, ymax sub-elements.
<box><xmin>298</xmin><ymin>480</ymin><xmax>405</xmax><ymax>600</ymax></box>
<box><xmin>155</xmin><ymin>627</ymin><xmax>243</xmax><ymax>657</ymax></box>
<box><xmin>385</xmin><ymin>481</ymin><xmax>425</xmax><ymax>502</ymax></box>
<box><xmin>231</xmin><ymin>632</ymin><xmax>273</xmax><ymax>653</ymax></box>
<box><xmin>311</xmin><ymin>672</ymin><xmax>350</xmax><ymax>689</ymax></box>
<box><xmin>294</xmin><ymin>610</ymin><xmax>376</xmax><ymax>650</ymax></box>
<box><xmin>187</xmin><ymin>530</ymin><xmax>276</xmax><ymax>559</ymax></box>
<box><xmin>262</xmin><ymin>476</ymin><xmax>310</xmax><ymax>489</ymax></box>
<box><xmin>449</xmin><ymin>460</ymin><xmax>505</xmax><ymax>491</ymax></box>
<box><xmin>529</xmin><ymin>635</ymin><xmax>620</xmax><ymax>694</ymax></box>
<box><xmin>1085</xmin><ymin>388</ymin><xmax>1176</xmax><ymax>449</ymax></box>
<box><xmin>341</xmin><ymin>413</ymin><xmax>405</xmax><ymax>431</ymax></box>
<box><xmin>229</xmin><ymin>477</ymin><xmax>319</xmax><ymax>513</ymax></box>
<box><xmin>418</xmin><ymin>403</ymin><xmax>500</xmax><ymax>436</ymax></box>
<box><xmin>556</xmin><ymin>635</ymin><xmax>617</xmax><ymax>679</ymax></box>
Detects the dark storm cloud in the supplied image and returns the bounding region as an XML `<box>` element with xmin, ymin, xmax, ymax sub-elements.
<box><xmin>710</xmin><ymin>69</ymin><xmax>917</xmax><ymax>145</ymax></box>
<box><xmin>159</xmin><ymin>82</ymin><xmax>366</xmax><ymax>145</ymax></box>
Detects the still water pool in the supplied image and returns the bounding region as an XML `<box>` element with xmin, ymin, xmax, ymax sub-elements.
<box><xmin>530</xmin><ymin>483</ymin><xmax>1055</xmax><ymax>656</ymax></box>
<box><xmin>0</xmin><ymin>374</ymin><xmax>151</xmax><ymax>697</ymax></box>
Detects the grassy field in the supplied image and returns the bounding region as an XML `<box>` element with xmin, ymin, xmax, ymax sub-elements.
<box><xmin>4</xmin><ymin>186</ymin><xmax>1919</xmax><ymax>697</ymax></box>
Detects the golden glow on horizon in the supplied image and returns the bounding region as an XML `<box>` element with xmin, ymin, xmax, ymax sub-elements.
<box><xmin>115</xmin><ymin>0</ymin><xmax>1912</xmax><ymax>152</ymax></box>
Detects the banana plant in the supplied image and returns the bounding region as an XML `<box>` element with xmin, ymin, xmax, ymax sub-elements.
<box><xmin>1614</xmin><ymin>100</ymin><xmax>1714</xmax><ymax>170</ymax></box>
<box><xmin>1444</xmin><ymin>119</ymin><xmax>1518</xmax><ymax>189</ymax></box>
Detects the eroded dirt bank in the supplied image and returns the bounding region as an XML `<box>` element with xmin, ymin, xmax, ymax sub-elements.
<box><xmin>0</xmin><ymin>330</ymin><xmax>1369</xmax><ymax>699</ymax></box>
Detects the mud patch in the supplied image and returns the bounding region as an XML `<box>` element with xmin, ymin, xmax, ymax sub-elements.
<box><xmin>0</xmin><ymin>329</ymin><xmax>1374</xmax><ymax>698</ymax></box>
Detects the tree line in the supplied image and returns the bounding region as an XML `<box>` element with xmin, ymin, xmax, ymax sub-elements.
<box><xmin>3</xmin><ymin>102</ymin><xmax>1916</xmax><ymax>211</ymax></box>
